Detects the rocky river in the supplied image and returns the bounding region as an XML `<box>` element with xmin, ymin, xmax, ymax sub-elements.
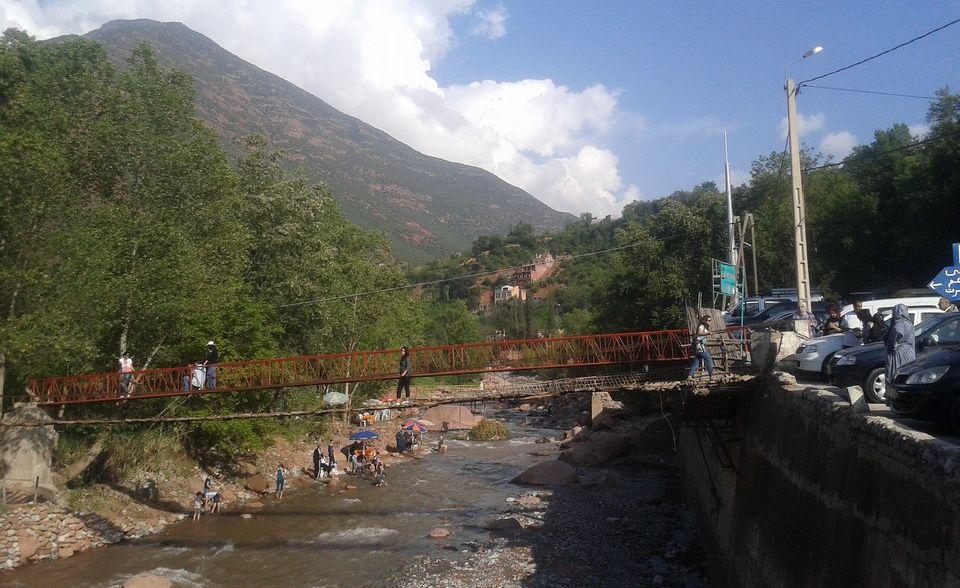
<box><xmin>1</xmin><ymin>398</ymin><xmax>709</xmax><ymax>587</ymax></box>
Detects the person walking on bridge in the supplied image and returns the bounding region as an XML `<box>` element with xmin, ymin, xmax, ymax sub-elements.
<box><xmin>687</xmin><ymin>315</ymin><xmax>715</xmax><ymax>381</ymax></box>
<box><xmin>397</xmin><ymin>346</ymin><xmax>413</xmax><ymax>399</ymax></box>
<box><xmin>118</xmin><ymin>352</ymin><xmax>134</xmax><ymax>397</ymax></box>
<box><xmin>204</xmin><ymin>341</ymin><xmax>219</xmax><ymax>389</ymax></box>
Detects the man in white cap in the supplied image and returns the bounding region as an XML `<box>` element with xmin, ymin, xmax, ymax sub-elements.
<box><xmin>204</xmin><ymin>341</ymin><xmax>219</xmax><ymax>389</ymax></box>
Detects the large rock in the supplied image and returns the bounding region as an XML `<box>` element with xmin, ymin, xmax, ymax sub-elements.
<box><xmin>421</xmin><ymin>405</ymin><xmax>481</xmax><ymax>431</ymax></box>
<box><xmin>511</xmin><ymin>460</ymin><xmax>578</xmax><ymax>486</ymax></box>
<box><xmin>123</xmin><ymin>574</ymin><xmax>174</xmax><ymax>588</ymax></box>
<box><xmin>559</xmin><ymin>431</ymin><xmax>631</xmax><ymax>467</ymax></box>
<box><xmin>244</xmin><ymin>473</ymin><xmax>270</xmax><ymax>494</ymax></box>
<box><xmin>428</xmin><ymin>527</ymin><xmax>451</xmax><ymax>538</ymax></box>
<box><xmin>237</xmin><ymin>462</ymin><xmax>258</xmax><ymax>476</ymax></box>
<box><xmin>483</xmin><ymin>517</ymin><xmax>523</xmax><ymax>531</ymax></box>
<box><xmin>18</xmin><ymin>536</ymin><xmax>39</xmax><ymax>560</ymax></box>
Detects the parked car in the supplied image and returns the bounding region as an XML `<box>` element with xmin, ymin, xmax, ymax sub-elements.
<box><xmin>889</xmin><ymin>346</ymin><xmax>960</xmax><ymax>432</ymax></box>
<box><xmin>827</xmin><ymin>312</ymin><xmax>960</xmax><ymax>403</ymax></box>
<box><xmin>733</xmin><ymin>300</ymin><xmax>829</xmax><ymax>328</ymax></box>
<box><xmin>725</xmin><ymin>290</ymin><xmax>824</xmax><ymax>323</ymax></box>
<box><xmin>794</xmin><ymin>297</ymin><xmax>943</xmax><ymax>378</ymax></box>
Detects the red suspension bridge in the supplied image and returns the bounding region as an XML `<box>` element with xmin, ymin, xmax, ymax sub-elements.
<box><xmin>29</xmin><ymin>328</ymin><xmax>748</xmax><ymax>407</ymax></box>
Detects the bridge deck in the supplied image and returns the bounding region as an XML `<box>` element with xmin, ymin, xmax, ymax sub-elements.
<box><xmin>29</xmin><ymin>329</ymin><xmax>745</xmax><ymax>406</ymax></box>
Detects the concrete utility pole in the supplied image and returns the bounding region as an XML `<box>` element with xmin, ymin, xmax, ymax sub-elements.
<box><xmin>785</xmin><ymin>78</ymin><xmax>813</xmax><ymax>312</ymax></box>
<box><xmin>723</xmin><ymin>131</ymin><xmax>737</xmax><ymax>272</ymax></box>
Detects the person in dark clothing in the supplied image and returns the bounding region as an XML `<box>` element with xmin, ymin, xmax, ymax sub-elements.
<box><xmin>868</xmin><ymin>311</ymin><xmax>887</xmax><ymax>344</ymax></box>
<box><xmin>885</xmin><ymin>304</ymin><xmax>916</xmax><ymax>395</ymax></box>
<box><xmin>204</xmin><ymin>341</ymin><xmax>219</xmax><ymax>389</ymax></box>
<box><xmin>855</xmin><ymin>308</ymin><xmax>873</xmax><ymax>343</ymax></box>
<box><xmin>821</xmin><ymin>305</ymin><xmax>844</xmax><ymax>335</ymax></box>
<box><xmin>395</xmin><ymin>425</ymin><xmax>406</xmax><ymax>454</ymax></box>
<box><xmin>327</xmin><ymin>440</ymin><xmax>335</xmax><ymax>465</ymax></box>
<box><xmin>312</xmin><ymin>444</ymin><xmax>322</xmax><ymax>480</ymax></box>
<box><xmin>396</xmin><ymin>346</ymin><xmax>412</xmax><ymax>398</ymax></box>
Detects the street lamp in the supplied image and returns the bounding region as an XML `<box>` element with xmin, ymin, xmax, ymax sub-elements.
<box><xmin>784</xmin><ymin>45</ymin><xmax>823</xmax><ymax>315</ymax></box>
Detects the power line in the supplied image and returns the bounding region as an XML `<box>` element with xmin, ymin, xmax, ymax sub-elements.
<box><xmin>801</xmin><ymin>130</ymin><xmax>959</xmax><ymax>172</ymax></box>
<box><xmin>276</xmin><ymin>241</ymin><xmax>648</xmax><ymax>308</ymax></box>
<box><xmin>798</xmin><ymin>16</ymin><xmax>960</xmax><ymax>86</ymax></box>
<box><xmin>803</xmin><ymin>84</ymin><xmax>937</xmax><ymax>101</ymax></box>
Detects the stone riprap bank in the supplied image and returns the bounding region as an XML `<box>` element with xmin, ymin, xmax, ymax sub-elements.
<box><xmin>680</xmin><ymin>372</ymin><xmax>960</xmax><ymax>587</ymax></box>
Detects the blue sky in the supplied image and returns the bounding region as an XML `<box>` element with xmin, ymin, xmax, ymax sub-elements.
<box><xmin>441</xmin><ymin>1</ymin><xmax>960</xmax><ymax>198</ymax></box>
<box><xmin>4</xmin><ymin>0</ymin><xmax>959</xmax><ymax>215</ymax></box>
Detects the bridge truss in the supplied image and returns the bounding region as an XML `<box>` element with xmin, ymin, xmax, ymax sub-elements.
<box><xmin>29</xmin><ymin>329</ymin><xmax>744</xmax><ymax>407</ymax></box>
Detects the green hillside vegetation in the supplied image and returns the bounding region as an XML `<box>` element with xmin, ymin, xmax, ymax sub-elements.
<box><xmin>413</xmin><ymin>90</ymin><xmax>960</xmax><ymax>336</ymax></box>
<box><xmin>0</xmin><ymin>32</ymin><xmax>429</xmax><ymax>455</ymax></box>
<box><xmin>68</xmin><ymin>19</ymin><xmax>575</xmax><ymax>263</ymax></box>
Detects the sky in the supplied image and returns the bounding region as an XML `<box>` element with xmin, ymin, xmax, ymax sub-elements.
<box><xmin>3</xmin><ymin>1</ymin><xmax>959</xmax><ymax>217</ymax></box>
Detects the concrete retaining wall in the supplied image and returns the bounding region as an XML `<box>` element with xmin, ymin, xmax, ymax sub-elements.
<box><xmin>680</xmin><ymin>373</ymin><xmax>960</xmax><ymax>587</ymax></box>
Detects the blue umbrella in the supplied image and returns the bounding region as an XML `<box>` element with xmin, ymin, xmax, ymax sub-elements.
<box><xmin>349</xmin><ymin>430</ymin><xmax>379</xmax><ymax>441</ymax></box>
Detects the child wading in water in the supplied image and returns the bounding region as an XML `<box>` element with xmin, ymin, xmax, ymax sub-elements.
<box><xmin>193</xmin><ymin>492</ymin><xmax>204</xmax><ymax>520</ymax></box>
<box><xmin>275</xmin><ymin>464</ymin><xmax>287</xmax><ymax>499</ymax></box>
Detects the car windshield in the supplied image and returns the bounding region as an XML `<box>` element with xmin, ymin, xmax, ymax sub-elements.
<box><xmin>915</xmin><ymin>315</ymin><xmax>946</xmax><ymax>337</ymax></box>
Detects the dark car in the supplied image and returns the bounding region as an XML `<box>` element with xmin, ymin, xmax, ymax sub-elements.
<box><xmin>828</xmin><ymin>312</ymin><xmax>960</xmax><ymax>403</ymax></box>
<box><xmin>728</xmin><ymin>300</ymin><xmax>829</xmax><ymax>327</ymax></box>
<box><xmin>889</xmin><ymin>348</ymin><xmax>960</xmax><ymax>432</ymax></box>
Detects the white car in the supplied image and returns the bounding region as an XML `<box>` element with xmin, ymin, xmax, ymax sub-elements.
<box><xmin>793</xmin><ymin>297</ymin><xmax>944</xmax><ymax>378</ymax></box>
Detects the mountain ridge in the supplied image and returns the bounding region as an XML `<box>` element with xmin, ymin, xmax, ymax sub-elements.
<box><xmin>63</xmin><ymin>19</ymin><xmax>575</xmax><ymax>261</ymax></box>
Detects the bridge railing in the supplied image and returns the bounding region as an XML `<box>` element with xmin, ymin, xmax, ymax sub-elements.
<box><xmin>29</xmin><ymin>328</ymin><xmax>747</xmax><ymax>406</ymax></box>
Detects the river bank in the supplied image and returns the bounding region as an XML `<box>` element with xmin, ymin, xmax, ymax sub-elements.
<box><xmin>2</xmin><ymin>385</ymin><xmax>710</xmax><ymax>586</ymax></box>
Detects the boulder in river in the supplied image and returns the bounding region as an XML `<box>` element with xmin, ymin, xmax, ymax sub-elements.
<box><xmin>511</xmin><ymin>460</ymin><xmax>578</xmax><ymax>486</ymax></box>
<box><xmin>483</xmin><ymin>517</ymin><xmax>523</xmax><ymax>531</ymax></box>
<box><xmin>421</xmin><ymin>405</ymin><xmax>480</xmax><ymax>430</ymax></box>
<box><xmin>245</xmin><ymin>474</ymin><xmax>270</xmax><ymax>494</ymax></box>
<box><xmin>559</xmin><ymin>431</ymin><xmax>631</xmax><ymax>466</ymax></box>
<box><xmin>123</xmin><ymin>574</ymin><xmax>174</xmax><ymax>588</ymax></box>
<box><xmin>428</xmin><ymin>527</ymin><xmax>451</xmax><ymax>538</ymax></box>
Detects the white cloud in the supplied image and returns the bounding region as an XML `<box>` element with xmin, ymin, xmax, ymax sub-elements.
<box><xmin>909</xmin><ymin>123</ymin><xmax>931</xmax><ymax>138</ymax></box>
<box><xmin>819</xmin><ymin>131</ymin><xmax>857</xmax><ymax>159</ymax></box>
<box><xmin>1</xmin><ymin>0</ymin><xmax>636</xmax><ymax>216</ymax></box>
<box><xmin>778</xmin><ymin>112</ymin><xmax>826</xmax><ymax>140</ymax></box>
<box><xmin>471</xmin><ymin>4</ymin><xmax>506</xmax><ymax>40</ymax></box>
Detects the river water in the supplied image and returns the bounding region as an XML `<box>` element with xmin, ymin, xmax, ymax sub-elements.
<box><xmin>3</xmin><ymin>417</ymin><xmax>561</xmax><ymax>588</ymax></box>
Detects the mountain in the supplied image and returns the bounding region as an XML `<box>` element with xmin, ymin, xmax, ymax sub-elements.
<box><xmin>52</xmin><ymin>19</ymin><xmax>574</xmax><ymax>262</ymax></box>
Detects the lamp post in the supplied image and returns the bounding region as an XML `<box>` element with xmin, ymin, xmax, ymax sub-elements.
<box><xmin>784</xmin><ymin>45</ymin><xmax>822</xmax><ymax>314</ymax></box>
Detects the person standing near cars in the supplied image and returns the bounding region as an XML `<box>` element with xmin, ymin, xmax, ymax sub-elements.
<box><xmin>885</xmin><ymin>304</ymin><xmax>916</xmax><ymax>394</ymax></box>
<box><xmin>939</xmin><ymin>297</ymin><xmax>958</xmax><ymax>313</ymax></box>
<box><xmin>842</xmin><ymin>301</ymin><xmax>864</xmax><ymax>331</ymax></box>
<box><xmin>204</xmin><ymin>341</ymin><xmax>219</xmax><ymax>389</ymax></box>
<box><xmin>687</xmin><ymin>315</ymin><xmax>714</xmax><ymax>380</ymax></box>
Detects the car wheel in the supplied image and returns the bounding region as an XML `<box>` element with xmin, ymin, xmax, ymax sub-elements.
<box><xmin>863</xmin><ymin>367</ymin><xmax>887</xmax><ymax>404</ymax></box>
<box><xmin>820</xmin><ymin>352</ymin><xmax>838</xmax><ymax>380</ymax></box>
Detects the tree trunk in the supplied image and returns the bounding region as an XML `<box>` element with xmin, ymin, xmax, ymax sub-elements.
<box><xmin>0</xmin><ymin>351</ymin><xmax>5</xmax><ymax>417</ymax></box>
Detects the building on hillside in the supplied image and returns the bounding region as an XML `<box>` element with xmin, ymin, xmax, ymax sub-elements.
<box><xmin>494</xmin><ymin>284</ymin><xmax>527</xmax><ymax>303</ymax></box>
<box><xmin>512</xmin><ymin>252</ymin><xmax>564</xmax><ymax>288</ymax></box>
<box><xmin>476</xmin><ymin>290</ymin><xmax>494</xmax><ymax>315</ymax></box>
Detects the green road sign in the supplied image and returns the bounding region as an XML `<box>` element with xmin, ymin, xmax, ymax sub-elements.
<box><xmin>719</xmin><ymin>262</ymin><xmax>736</xmax><ymax>296</ymax></box>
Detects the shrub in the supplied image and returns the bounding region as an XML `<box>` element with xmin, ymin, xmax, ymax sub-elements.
<box><xmin>468</xmin><ymin>419</ymin><xmax>509</xmax><ymax>441</ymax></box>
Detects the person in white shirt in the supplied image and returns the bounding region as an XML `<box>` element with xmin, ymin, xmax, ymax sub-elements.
<box><xmin>842</xmin><ymin>300</ymin><xmax>864</xmax><ymax>331</ymax></box>
<box><xmin>119</xmin><ymin>352</ymin><xmax>134</xmax><ymax>397</ymax></box>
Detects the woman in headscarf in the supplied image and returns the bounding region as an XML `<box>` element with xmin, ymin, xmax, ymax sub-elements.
<box><xmin>884</xmin><ymin>304</ymin><xmax>915</xmax><ymax>394</ymax></box>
